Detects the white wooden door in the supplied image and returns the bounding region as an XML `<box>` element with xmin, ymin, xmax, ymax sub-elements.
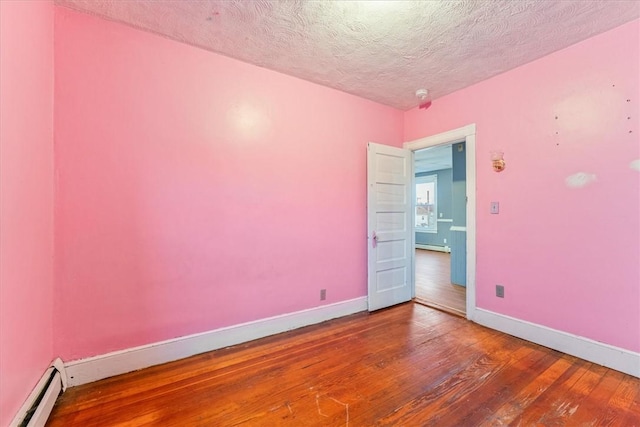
<box><xmin>367</xmin><ymin>142</ymin><xmax>413</xmax><ymax>311</ymax></box>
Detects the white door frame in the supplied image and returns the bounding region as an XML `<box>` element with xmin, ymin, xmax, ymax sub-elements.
<box><xmin>404</xmin><ymin>124</ymin><xmax>477</xmax><ymax>320</ymax></box>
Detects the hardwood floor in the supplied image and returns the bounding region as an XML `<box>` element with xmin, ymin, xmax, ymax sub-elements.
<box><xmin>47</xmin><ymin>303</ymin><xmax>640</xmax><ymax>426</ymax></box>
<box><xmin>415</xmin><ymin>249</ymin><xmax>466</xmax><ymax>316</ymax></box>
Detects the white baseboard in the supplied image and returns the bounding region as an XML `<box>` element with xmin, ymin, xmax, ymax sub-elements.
<box><xmin>10</xmin><ymin>358</ymin><xmax>66</xmax><ymax>427</ymax></box>
<box><xmin>416</xmin><ymin>244</ymin><xmax>450</xmax><ymax>253</ymax></box>
<box><xmin>64</xmin><ymin>300</ymin><xmax>638</xmax><ymax>388</ymax></box>
<box><xmin>65</xmin><ymin>297</ymin><xmax>368</xmax><ymax>387</ymax></box>
<box><xmin>474</xmin><ymin>308</ymin><xmax>640</xmax><ymax>378</ymax></box>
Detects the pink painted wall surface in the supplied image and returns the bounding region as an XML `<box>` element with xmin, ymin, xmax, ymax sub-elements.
<box><xmin>0</xmin><ymin>1</ymin><xmax>55</xmax><ymax>424</ymax></box>
<box><xmin>53</xmin><ymin>7</ymin><xmax>403</xmax><ymax>360</ymax></box>
<box><xmin>405</xmin><ymin>20</ymin><xmax>640</xmax><ymax>352</ymax></box>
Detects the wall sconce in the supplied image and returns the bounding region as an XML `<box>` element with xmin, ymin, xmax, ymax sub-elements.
<box><xmin>491</xmin><ymin>151</ymin><xmax>506</xmax><ymax>172</ymax></box>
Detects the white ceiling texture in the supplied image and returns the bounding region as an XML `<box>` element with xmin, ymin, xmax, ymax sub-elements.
<box><xmin>55</xmin><ymin>0</ymin><xmax>639</xmax><ymax>111</ymax></box>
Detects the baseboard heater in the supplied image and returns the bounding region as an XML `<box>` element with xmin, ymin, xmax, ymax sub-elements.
<box><xmin>415</xmin><ymin>244</ymin><xmax>451</xmax><ymax>253</ymax></box>
<box><xmin>11</xmin><ymin>358</ymin><xmax>67</xmax><ymax>427</ymax></box>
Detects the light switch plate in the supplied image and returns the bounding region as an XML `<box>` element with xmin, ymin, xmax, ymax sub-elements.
<box><xmin>490</xmin><ymin>201</ymin><xmax>499</xmax><ymax>214</ymax></box>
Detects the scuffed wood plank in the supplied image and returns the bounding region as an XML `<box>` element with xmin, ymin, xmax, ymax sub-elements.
<box><xmin>509</xmin><ymin>356</ymin><xmax>589</xmax><ymax>426</ymax></box>
<box><xmin>447</xmin><ymin>348</ymin><xmax>560</xmax><ymax>426</ymax></box>
<box><xmin>599</xmin><ymin>375</ymin><xmax>640</xmax><ymax>426</ymax></box>
<box><xmin>483</xmin><ymin>355</ymin><xmax>574</xmax><ymax>425</ymax></box>
<box><xmin>375</xmin><ymin>344</ymin><xmax>536</xmax><ymax>426</ymax></box>
<box><xmin>558</xmin><ymin>366</ymin><xmax>622</xmax><ymax>426</ymax></box>
<box><xmin>536</xmin><ymin>362</ymin><xmax>606</xmax><ymax>425</ymax></box>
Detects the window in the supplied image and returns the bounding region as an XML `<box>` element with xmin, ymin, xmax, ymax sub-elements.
<box><xmin>415</xmin><ymin>175</ymin><xmax>437</xmax><ymax>233</ymax></box>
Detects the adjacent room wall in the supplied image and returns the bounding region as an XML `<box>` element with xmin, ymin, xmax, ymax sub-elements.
<box><xmin>450</xmin><ymin>142</ymin><xmax>467</xmax><ymax>286</ymax></box>
<box><xmin>53</xmin><ymin>7</ymin><xmax>404</xmax><ymax>361</ymax></box>
<box><xmin>0</xmin><ymin>1</ymin><xmax>55</xmax><ymax>424</ymax></box>
<box><xmin>405</xmin><ymin>19</ymin><xmax>640</xmax><ymax>353</ymax></box>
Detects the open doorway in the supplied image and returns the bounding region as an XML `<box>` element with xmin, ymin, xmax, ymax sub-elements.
<box><xmin>366</xmin><ymin>125</ymin><xmax>476</xmax><ymax>316</ymax></box>
<box><xmin>413</xmin><ymin>143</ymin><xmax>466</xmax><ymax>316</ymax></box>
<box><xmin>403</xmin><ymin>124</ymin><xmax>477</xmax><ymax>320</ymax></box>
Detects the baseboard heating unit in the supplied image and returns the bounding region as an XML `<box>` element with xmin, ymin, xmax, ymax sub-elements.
<box><xmin>11</xmin><ymin>358</ymin><xmax>67</xmax><ymax>427</ymax></box>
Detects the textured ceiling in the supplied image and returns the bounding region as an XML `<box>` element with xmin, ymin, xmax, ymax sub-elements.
<box><xmin>55</xmin><ymin>0</ymin><xmax>640</xmax><ymax>110</ymax></box>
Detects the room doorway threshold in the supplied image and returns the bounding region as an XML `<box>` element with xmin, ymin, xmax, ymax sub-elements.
<box><xmin>413</xmin><ymin>297</ymin><xmax>465</xmax><ymax>318</ymax></box>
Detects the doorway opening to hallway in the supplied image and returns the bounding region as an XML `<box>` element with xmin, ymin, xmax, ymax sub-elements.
<box><xmin>413</xmin><ymin>143</ymin><xmax>467</xmax><ymax>316</ymax></box>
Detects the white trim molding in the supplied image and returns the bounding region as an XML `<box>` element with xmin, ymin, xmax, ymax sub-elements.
<box><xmin>404</xmin><ymin>124</ymin><xmax>476</xmax><ymax>149</ymax></box>
<box><xmin>450</xmin><ymin>226</ymin><xmax>467</xmax><ymax>232</ymax></box>
<box><xmin>65</xmin><ymin>297</ymin><xmax>368</xmax><ymax>387</ymax></box>
<box><xmin>474</xmin><ymin>308</ymin><xmax>640</xmax><ymax>378</ymax></box>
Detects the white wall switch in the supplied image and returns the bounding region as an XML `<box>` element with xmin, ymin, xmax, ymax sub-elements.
<box><xmin>490</xmin><ymin>202</ymin><xmax>499</xmax><ymax>214</ymax></box>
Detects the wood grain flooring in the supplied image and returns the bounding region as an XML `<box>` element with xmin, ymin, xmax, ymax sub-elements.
<box><xmin>47</xmin><ymin>303</ymin><xmax>640</xmax><ymax>426</ymax></box>
<box><xmin>415</xmin><ymin>249</ymin><xmax>466</xmax><ymax>316</ymax></box>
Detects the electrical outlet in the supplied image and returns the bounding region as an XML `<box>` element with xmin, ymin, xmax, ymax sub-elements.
<box><xmin>496</xmin><ymin>285</ymin><xmax>505</xmax><ymax>298</ymax></box>
<box><xmin>443</xmin><ymin>238</ymin><xmax>447</xmax><ymax>244</ymax></box>
<box><xmin>320</xmin><ymin>289</ymin><xmax>327</xmax><ymax>301</ymax></box>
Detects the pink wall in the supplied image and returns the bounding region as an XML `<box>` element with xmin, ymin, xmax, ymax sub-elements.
<box><xmin>53</xmin><ymin>7</ymin><xmax>403</xmax><ymax>360</ymax></box>
<box><xmin>0</xmin><ymin>1</ymin><xmax>55</xmax><ymax>424</ymax></box>
<box><xmin>405</xmin><ymin>20</ymin><xmax>640</xmax><ymax>352</ymax></box>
